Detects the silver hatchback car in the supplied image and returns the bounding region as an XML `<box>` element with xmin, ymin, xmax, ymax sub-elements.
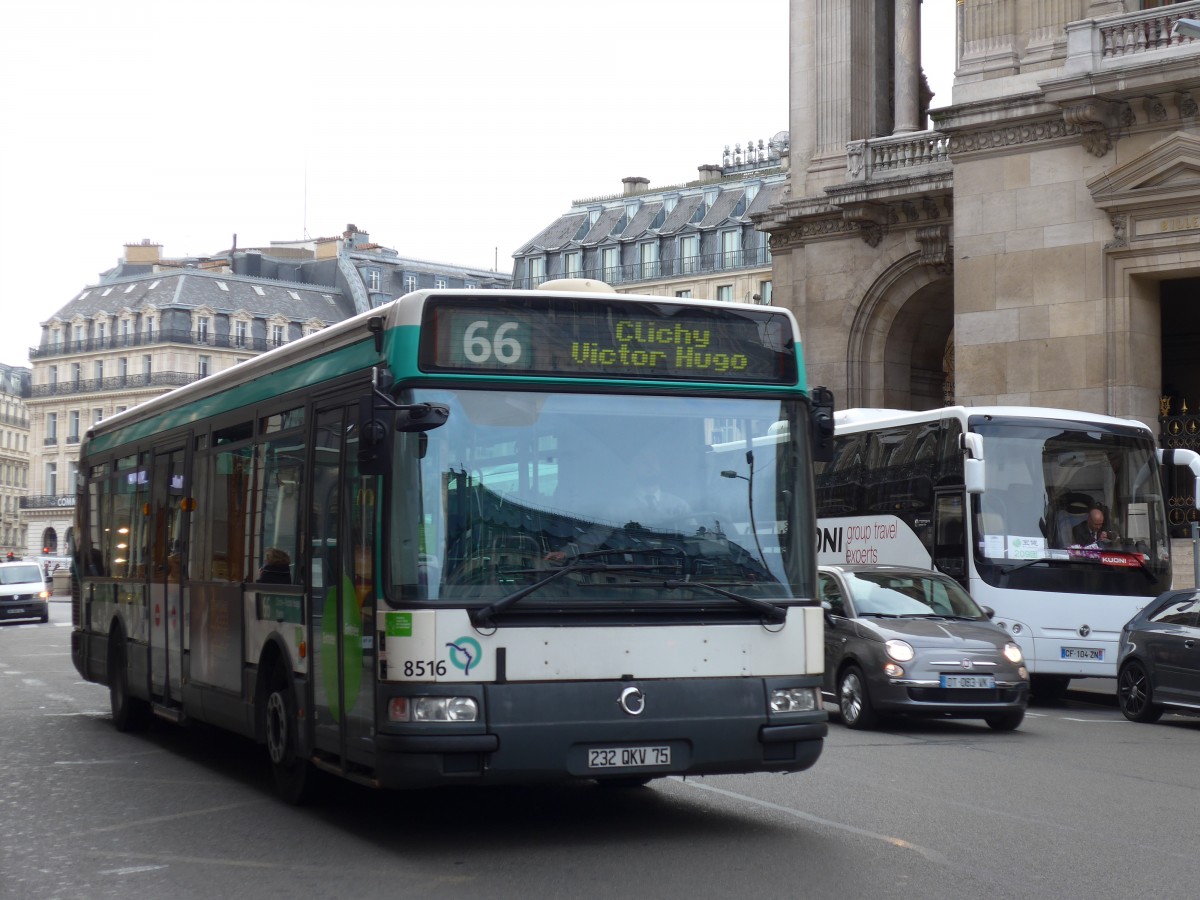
<box><xmin>819</xmin><ymin>565</ymin><xmax>1029</xmax><ymax>731</ymax></box>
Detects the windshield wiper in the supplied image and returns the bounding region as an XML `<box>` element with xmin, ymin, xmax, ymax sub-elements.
<box><xmin>469</xmin><ymin>548</ymin><xmax>680</xmax><ymax>628</ymax></box>
<box><xmin>661</xmin><ymin>579</ymin><xmax>787</xmax><ymax>624</ymax></box>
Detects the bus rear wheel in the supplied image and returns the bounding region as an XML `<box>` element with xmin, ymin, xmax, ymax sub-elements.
<box><xmin>263</xmin><ymin>660</ymin><xmax>317</xmax><ymax>804</ymax></box>
<box><xmin>108</xmin><ymin>628</ymin><xmax>151</xmax><ymax>733</ymax></box>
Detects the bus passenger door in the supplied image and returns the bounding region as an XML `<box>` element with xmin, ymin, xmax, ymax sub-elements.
<box><xmin>932</xmin><ymin>491</ymin><xmax>967</xmax><ymax>587</ymax></box>
<box><xmin>148</xmin><ymin>446</ymin><xmax>188</xmax><ymax>709</ymax></box>
<box><xmin>309</xmin><ymin>403</ymin><xmax>376</xmax><ymax>769</ymax></box>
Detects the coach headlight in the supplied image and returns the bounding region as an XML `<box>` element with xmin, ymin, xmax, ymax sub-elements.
<box><xmin>769</xmin><ymin>687</ymin><xmax>821</xmax><ymax>713</ymax></box>
<box><xmin>413</xmin><ymin>696</ymin><xmax>479</xmax><ymax>723</ymax></box>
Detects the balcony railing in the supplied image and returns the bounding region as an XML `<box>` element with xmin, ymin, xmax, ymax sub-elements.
<box><xmin>31</xmin><ymin>371</ymin><xmax>201</xmax><ymax>398</ymax></box>
<box><xmin>1064</xmin><ymin>0</ymin><xmax>1200</xmax><ymax>75</ymax></box>
<box><xmin>513</xmin><ymin>246</ymin><xmax>771</xmax><ymax>291</ymax></box>
<box><xmin>846</xmin><ymin>131</ymin><xmax>951</xmax><ymax>183</ymax></box>
<box><xmin>20</xmin><ymin>494</ymin><xmax>76</xmax><ymax>510</ymax></box>
<box><xmin>30</xmin><ymin>329</ymin><xmax>289</xmax><ymax>360</ymax></box>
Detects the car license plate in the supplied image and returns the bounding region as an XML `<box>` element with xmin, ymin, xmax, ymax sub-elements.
<box><xmin>940</xmin><ymin>674</ymin><xmax>996</xmax><ymax>689</ymax></box>
<box><xmin>587</xmin><ymin>746</ymin><xmax>671</xmax><ymax>769</ymax></box>
<box><xmin>8</xmin><ymin>608</ymin><xmax>25</xmax><ymax>615</ymax></box>
<box><xmin>1061</xmin><ymin>647</ymin><xmax>1104</xmax><ymax>661</ymax></box>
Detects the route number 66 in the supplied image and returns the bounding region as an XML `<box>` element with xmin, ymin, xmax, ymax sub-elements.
<box><xmin>463</xmin><ymin>319</ymin><xmax>524</xmax><ymax>365</ymax></box>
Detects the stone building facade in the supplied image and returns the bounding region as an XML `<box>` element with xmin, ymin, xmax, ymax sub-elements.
<box><xmin>22</xmin><ymin>227</ymin><xmax>510</xmax><ymax>557</ymax></box>
<box><xmin>760</xmin><ymin>0</ymin><xmax>1200</xmax><ymax>438</ymax></box>
<box><xmin>0</xmin><ymin>365</ymin><xmax>31</xmax><ymax>560</ymax></box>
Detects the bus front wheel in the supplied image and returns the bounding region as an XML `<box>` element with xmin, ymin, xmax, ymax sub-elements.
<box><xmin>263</xmin><ymin>660</ymin><xmax>317</xmax><ymax>804</ymax></box>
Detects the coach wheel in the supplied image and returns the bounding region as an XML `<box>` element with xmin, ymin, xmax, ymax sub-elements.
<box><xmin>108</xmin><ymin>628</ymin><xmax>150</xmax><ymax>733</ymax></box>
<box><xmin>263</xmin><ymin>659</ymin><xmax>317</xmax><ymax>804</ymax></box>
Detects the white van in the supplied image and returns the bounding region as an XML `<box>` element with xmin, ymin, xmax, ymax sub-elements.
<box><xmin>0</xmin><ymin>561</ymin><xmax>50</xmax><ymax>624</ymax></box>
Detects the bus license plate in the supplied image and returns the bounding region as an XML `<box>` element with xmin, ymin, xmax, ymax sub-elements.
<box><xmin>1061</xmin><ymin>647</ymin><xmax>1103</xmax><ymax>661</ymax></box>
<box><xmin>588</xmin><ymin>746</ymin><xmax>671</xmax><ymax>769</ymax></box>
<box><xmin>940</xmin><ymin>674</ymin><xmax>995</xmax><ymax>689</ymax></box>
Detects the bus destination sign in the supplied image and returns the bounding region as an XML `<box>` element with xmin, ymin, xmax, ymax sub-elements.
<box><xmin>421</xmin><ymin>296</ymin><xmax>797</xmax><ymax>384</ymax></box>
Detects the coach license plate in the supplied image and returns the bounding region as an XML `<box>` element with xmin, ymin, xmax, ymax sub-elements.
<box><xmin>940</xmin><ymin>674</ymin><xmax>995</xmax><ymax>689</ymax></box>
<box><xmin>1061</xmin><ymin>647</ymin><xmax>1104</xmax><ymax>661</ymax></box>
<box><xmin>588</xmin><ymin>746</ymin><xmax>671</xmax><ymax>769</ymax></box>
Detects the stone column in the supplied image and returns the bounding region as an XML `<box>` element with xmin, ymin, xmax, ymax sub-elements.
<box><xmin>894</xmin><ymin>0</ymin><xmax>921</xmax><ymax>133</ymax></box>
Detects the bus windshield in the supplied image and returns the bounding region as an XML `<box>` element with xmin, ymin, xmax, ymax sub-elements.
<box><xmin>973</xmin><ymin>419</ymin><xmax>1169</xmax><ymax>587</ymax></box>
<box><xmin>388</xmin><ymin>389</ymin><xmax>815</xmax><ymax>611</ymax></box>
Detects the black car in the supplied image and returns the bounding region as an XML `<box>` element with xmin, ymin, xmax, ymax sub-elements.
<box><xmin>1116</xmin><ymin>589</ymin><xmax>1200</xmax><ymax>723</ymax></box>
<box><xmin>819</xmin><ymin>565</ymin><xmax>1030</xmax><ymax>731</ymax></box>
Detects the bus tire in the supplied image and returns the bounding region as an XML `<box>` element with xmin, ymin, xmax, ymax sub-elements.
<box><xmin>263</xmin><ymin>659</ymin><xmax>317</xmax><ymax>804</ymax></box>
<box><xmin>108</xmin><ymin>628</ymin><xmax>151</xmax><ymax>733</ymax></box>
<box><xmin>838</xmin><ymin>665</ymin><xmax>878</xmax><ymax>730</ymax></box>
<box><xmin>1117</xmin><ymin>660</ymin><xmax>1164</xmax><ymax>724</ymax></box>
<box><xmin>984</xmin><ymin>709</ymin><xmax>1025</xmax><ymax>731</ymax></box>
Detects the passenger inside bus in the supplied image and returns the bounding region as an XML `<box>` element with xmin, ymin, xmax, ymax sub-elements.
<box><xmin>257</xmin><ymin>547</ymin><xmax>292</xmax><ymax>584</ymax></box>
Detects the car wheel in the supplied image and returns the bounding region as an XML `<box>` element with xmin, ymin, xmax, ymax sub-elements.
<box><xmin>39</xmin><ymin>607</ymin><xmax>49</xmax><ymax>624</ymax></box>
<box><xmin>984</xmin><ymin>709</ymin><xmax>1025</xmax><ymax>731</ymax></box>
<box><xmin>263</xmin><ymin>658</ymin><xmax>318</xmax><ymax>804</ymax></box>
<box><xmin>108</xmin><ymin>629</ymin><xmax>151</xmax><ymax>733</ymax></box>
<box><xmin>838</xmin><ymin>665</ymin><xmax>878</xmax><ymax>730</ymax></box>
<box><xmin>1117</xmin><ymin>660</ymin><xmax>1164</xmax><ymax>723</ymax></box>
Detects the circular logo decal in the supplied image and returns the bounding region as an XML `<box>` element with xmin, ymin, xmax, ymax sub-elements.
<box><xmin>447</xmin><ymin>636</ymin><xmax>483</xmax><ymax>676</ymax></box>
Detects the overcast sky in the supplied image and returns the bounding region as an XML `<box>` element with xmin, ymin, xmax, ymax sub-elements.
<box><xmin>0</xmin><ymin>1</ymin><xmax>955</xmax><ymax>369</ymax></box>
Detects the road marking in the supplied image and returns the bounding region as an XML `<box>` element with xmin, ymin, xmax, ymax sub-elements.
<box><xmin>98</xmin><ymin>865</ymin><xmax>168</xmax><ymax>876</ymax></box>
<box><xmin>63</xmin><ymin>800</ymin><xmax>266</xmax><ymax>838</ymax></box>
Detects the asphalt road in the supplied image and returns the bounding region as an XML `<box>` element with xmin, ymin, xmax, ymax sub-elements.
<box><xmin>3</xmin><ymin>600</ymin><xmax>1199</xmax><ymax>899</ymax></box>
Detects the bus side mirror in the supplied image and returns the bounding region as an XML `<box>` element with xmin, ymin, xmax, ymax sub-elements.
<box><xmin>396</xmin><ymin>403</ymin><xmax>450</xmax><ymax>433</ymax></box>
<box><xmin>961</xmin><ymin>432</ymin><xmax>986</xmax><ymax>494</ymax></box>
<box><xmin>358</xmin><ymin>396</ymin><xmax>395</xmax><ymax>477</ymax></box>
<box><xmin>810</xmin><ymin>386</ymin><xmax>835</xmax><ymax>463</ymax></box>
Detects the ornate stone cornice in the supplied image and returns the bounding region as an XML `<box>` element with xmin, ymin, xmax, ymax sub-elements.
<box><xmin>1061</xmin><ymin>99</ymin><xmax>1134</xmax><ymax>157</ymax></box>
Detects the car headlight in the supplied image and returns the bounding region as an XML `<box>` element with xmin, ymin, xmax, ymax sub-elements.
<box><xmin>885</xmin><ymin>639</ymin><xmax>915</xmax><ymax>662</ymax></box>
<box><xmin>769</xmin><ymin>687</ymin><xmax>822</xmax><ymax>713</ymax></box>
<box><xmin>1003</xmin><ymin>641</ymin><xmax>1024</xmax><ymax>664</ymax></box>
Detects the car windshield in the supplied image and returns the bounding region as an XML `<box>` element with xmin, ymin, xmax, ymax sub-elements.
<box><xmin>386</xmin><ymin>389</ymin><xmax>817</xmax><ymax>609</ymax></box>
<box><xmin>0</xmin><ymin>565</ymin><xmax>43</xmax><ymax>585</ymax></box>
<box><xmin>843</xmin><ymin>571</ymin><xmax>984</xmax><ymax>619</ymax></box>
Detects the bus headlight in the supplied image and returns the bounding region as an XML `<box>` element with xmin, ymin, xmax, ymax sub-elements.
<box><xmin>413</xmin><ymin>696</ymin><xmax>479</xmax><ymax>722</ymax></box>
<box><xmin>769</xmin><ymin>687</ymin><xmax>821</xmax><ymax>713</ymax></box>
<box><xmin>885</xmin><ymin>639</ymin><xmax>915</xmax><ymax>662</ymax></box>
<box><xmin>1003</xmin><ymin>642</ymin><xmax>1024</xmax><ymax>664</ymax></box>
<box><xmin>390</xmin><ymin>696</ymin><xmax>480</xmax><ymax>723</ymax></box>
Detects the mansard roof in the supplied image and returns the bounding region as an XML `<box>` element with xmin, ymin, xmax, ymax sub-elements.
<box><xmin>46</xmin><ymin>271</ymin><xmax>354</xmax><ymax>326</ymax></box>
<box><xmin>514</xmin><ymin>212</ymin><xmax>590</xmax><ymax>254</ymax></box>
<box><xmin>617</xmin><ymin>200</ymin><xmax>664</xmax><ymax>242</ymax></box>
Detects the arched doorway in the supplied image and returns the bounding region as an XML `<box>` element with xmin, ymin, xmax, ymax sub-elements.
<box><xmin>41</xmin><ymin>527</ymin><xmax>58</xmax><ymax>556</ymax></box>
<box><xmin>848</xmin><ymin>253</ymin><xmax>954</xmax><ymax>410</ymax></box>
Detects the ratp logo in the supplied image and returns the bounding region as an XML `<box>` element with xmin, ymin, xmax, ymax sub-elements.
<box><xmin>446</xmin><ymin>637</ymin><xmax>483</xmax><ymax>676</ymax></box>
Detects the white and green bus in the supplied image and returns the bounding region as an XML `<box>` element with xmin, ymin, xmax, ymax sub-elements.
<box><xmin>71</xmin><ymin>281</ymin><xmax>832</xmax><ymax>800</ymax></box>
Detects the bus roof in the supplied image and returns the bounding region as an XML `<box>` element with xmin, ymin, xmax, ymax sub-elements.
<box><xmin>834</xmin><ymin>405</ymin><xmax>1155</xmax><ymax>436</ymax></box>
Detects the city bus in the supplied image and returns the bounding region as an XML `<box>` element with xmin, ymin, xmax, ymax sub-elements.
<box><xmin>814</xmin><ymin>405</ymin><xmax>1200</xmax><ymax>698</ymax></box>
<box><xmin>70</xmin><ymin>281</ymin><xmax>833</xmax><ymax>801</ymax></box>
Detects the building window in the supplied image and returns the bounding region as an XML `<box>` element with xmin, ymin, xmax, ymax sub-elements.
<box><xmin>404</xmin><ymin>275</ymin><xmax>417</xmax><ymax>293</ymax></box>
<box><xmin>271</xmin><ymin>324</ymin><xmax>285</xmax><ymax>346</ymax></box>
<box><xmin>198</xmin><ymin>355</ymin><xmax>211</xmax><ymax>377</ymax></box>
<box><xmin>48</xmin><ymin>365</ymin><xmax>57</xmax><ymax>386</ymax></box>
<box><xmin>118</xmin><ymin>357</ymin><xmax>128</xmax><ymax>379</ymax></box>
<box><xmin>46</xmin><ymin>462</ymin><xmax>57</xmax><ymax>496</ymax></box>
<box><xmin>145</xmin><ymin>316</ymin><xmax>156</xmax><ymax>337</ymax></box>
<box><xmin>68</xmin><ymin>410</ymin><xmax>80</xmax><ymax>442</ymax></box>
<box><xmin>435</xmin><ymin>278</ymin><xmax>448</xmax><ymax>290</ymax></box>
<box><xmin>93</xmin><ymin>408</ymin><xmax>103</xmax><ymax>424</ymax></box>
<box><xmin>94</xmin><ymin>360</ymin><xmax>104</xmax><ymax>380</ymax></box>
<box><xmin>97</xmin><ymin>321</ymin><xmax>108</xmax><ymax>342</ymax></box>
<box><xmin>675</xmin><ymin>289</ymin><xmax>692</xmax><ymax>299</ymax></box>
<box><xmin>196</xmin><ymin>316</ymin><xmax>210</xmax><ymax>344</ymax></box>
<box><xmin>234</xmin><ymin>320</ymin><xmax>248</xmax><ymax>347</ymax></box>
<box><xmin>564</xmin><ymin>251</ymin><xmax>582</xmax><ymax>278</ymax></box>
<box><xmin>46</xmin><ymin>413</ymin><xmax>57</xmax><ymax>442</ymax></box>
<box><xmin>465</xmin><ymin>282</ymin><xmax>478</xmax><ymax>289</ymax></box>
<box><xmin>120</xmin><ymin>319</ymin><xmax>131</xmax><ymax>338</ymax></box>
<box><xmin>720</xmin><ymin>230</ymin><xmax>741</xmax><ymax>268</ymax></box>
<box><xmin>601</xmin><ymin>246</ymin><xmax>619</xmax><ymax>282</ymax></box>
<box><xmin>528</xmin><ymin>257</ymin><xmax>545</xmax><ymax>287</ymax></box>
<box><xmin>143</xmin><ymin>355</ymin><xmax>152</xmax><ymax>376</ymax></box>
<box><xmin>758</xmin><ymin>280</ymin><xmax>773</xmax><ymax>305</ymax></box>
<box><xmin>639</xmin><ymin>242</ymin><xmax>658</xmax><ymax>279</ymax></box>
<box><xmin>71</xmin><ymin>363</ymin><xmax>81</xmax><ymax>384</ymax></box>
<box><xmin>679</xmin><ymin>235</ymin><xmax>699</xmax><ymax>275</ymax></box>
<box><xmin>716</xmin><ymin>285</ymin><xmax>734</xmax><ymax>303</ymax></box>
<box><xmin>367</xmin><ymin>269</ymin><xmax>381</xmax><ymax>292</ymax></box>
<box><xmin>73</xmin><ymin>325</ymin><xmax>84</xmax><ymax>344</ymax></box>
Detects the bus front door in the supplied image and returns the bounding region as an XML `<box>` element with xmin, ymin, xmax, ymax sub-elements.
<box><xmin>148</xmin><ymin>446</ymin><xmax>187</xmax><ymax>711</ymax></box>
<box><xmin>933</xmin><ymin>491</ymin><xmax>967</xmax><ymax>587</ymax></box>
<box><xmin>309</xmin><ymin>403</ymin><xmax>376</xmax><ymax>771</ymax></box>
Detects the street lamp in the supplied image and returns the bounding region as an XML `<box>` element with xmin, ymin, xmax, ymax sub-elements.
<box><xmin>1172</xmin><ymin>18</ymin><xmax>1200</xmax><ymax>40</ymax></box>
